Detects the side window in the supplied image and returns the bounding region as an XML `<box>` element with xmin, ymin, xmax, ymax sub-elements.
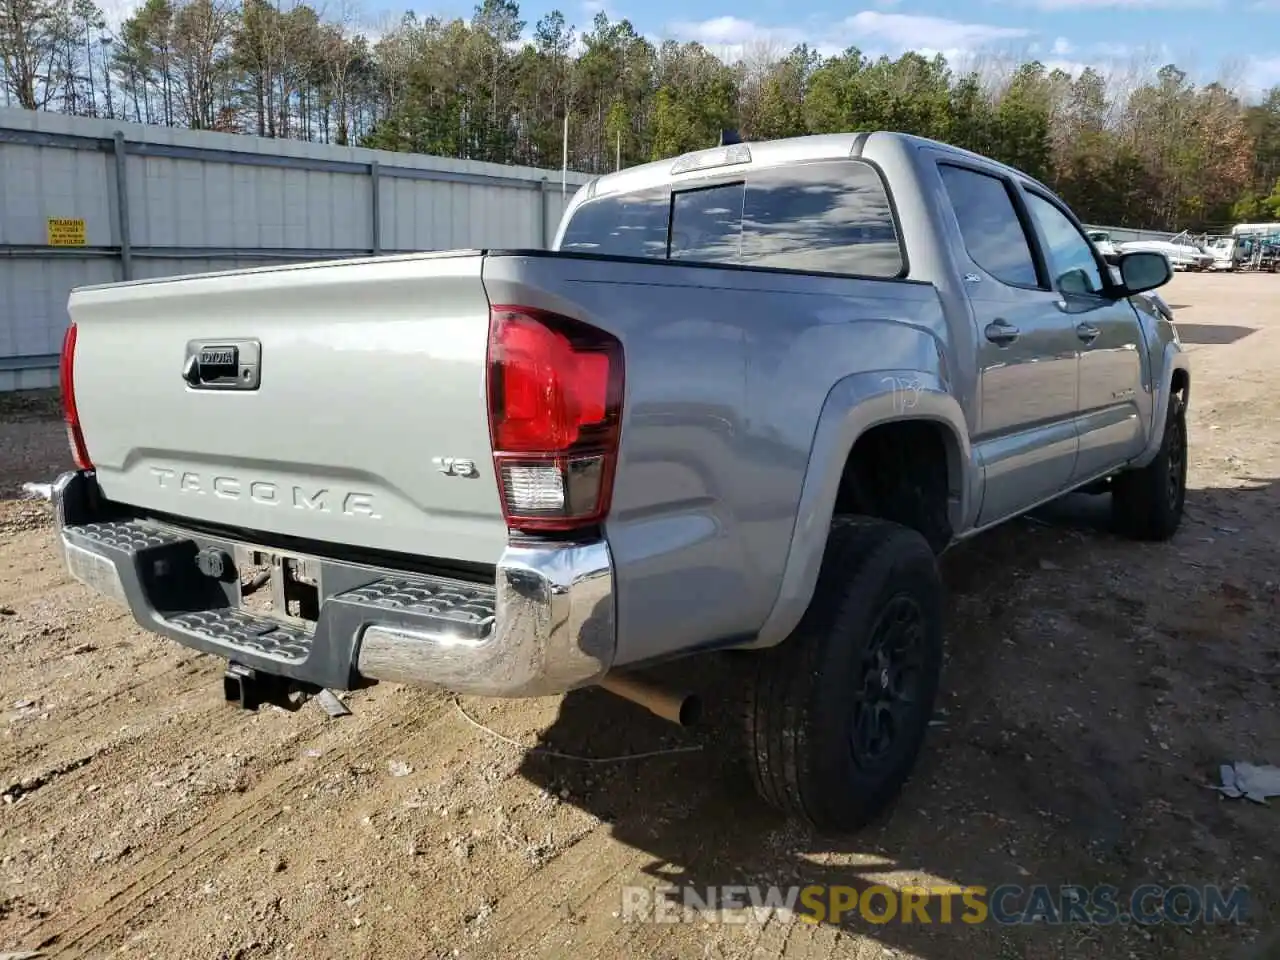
<box><xmin>937</xmin><ymin>164</ymin><xmax>1039</xmax><ymax>288</ymax></box>
<box><xmin>669</xmin><ymin>183</ymin><xmax>745</xmax><ymax>262</ymax></box>
<box><xmin>740</xmin><ymin>161</ymin><xmax>904</xmax><ymax>277</ymax></box>
<box><xmin>1023</xmin><ymin>192</ymin><xmax>1106</xmax><ymax>296</ymax></box>
<box><xmin>559</xmin><ymin>188</ymin><xmax>669</xmax><ymax>259</ymax></box>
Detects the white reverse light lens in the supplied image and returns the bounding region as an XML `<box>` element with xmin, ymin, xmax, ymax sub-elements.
<box><xmin>501</xmin><ymin>463</ymin><xmax>565</xmax><ymax>514</ymax></box>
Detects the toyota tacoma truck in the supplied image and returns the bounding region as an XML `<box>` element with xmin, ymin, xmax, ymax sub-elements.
<box><xmin>45</xmin><ymin>132</ymin><xmax>1189</xmax><ymax>833</ymax></box>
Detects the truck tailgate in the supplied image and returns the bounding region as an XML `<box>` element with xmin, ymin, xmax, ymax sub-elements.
<box><xmin>66</xmin><ymin>251</ymin><xmax>508</xmax><ymax>565</ymax></box>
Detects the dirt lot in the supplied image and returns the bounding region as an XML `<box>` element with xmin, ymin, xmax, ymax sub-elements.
<box><xmin>1</xmin><ymin>272</ymin><xmax>1278</xmax><ymax>960</ymax></box>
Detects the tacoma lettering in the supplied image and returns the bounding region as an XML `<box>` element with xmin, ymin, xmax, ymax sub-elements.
<box><xmin>148</xmin><ymin>469</ymin><xmax>379</xmax><ymax>518</ymax></box>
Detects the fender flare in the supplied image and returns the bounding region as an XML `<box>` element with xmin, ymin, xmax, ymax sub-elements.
<box><xmin>1131</xmin><ymin>341</ymin><xmax>1191</xmax><ymax>469</ymax></box>
<box><xmin>745</xmin><ymin>369</ymin><xmax>974</xmax><ymax>649</ymax></box>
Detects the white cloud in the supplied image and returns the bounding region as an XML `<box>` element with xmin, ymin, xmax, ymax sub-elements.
<box><xmin>1021</xmin><ymin>0</ymin><xmax>1220</xmax><ymax>7</ymax></box>
<box><xmin>657</xmin><ymin>12</ymin><xmax>1280</xmax><ymax>102</ymax></box>
<box><xmin>842</xmin><ymin>11</ymin><xmax>1030</xmax><ymax>49</ymax></box>
<box><xmin>668</xmin><ymin>15</ymin><xmax>805</xmax><ymax>49</ymax></box>
<box><xmin>1042</xmin><ymin>57</ymin><xmax>1097</xmax><ymax>76</ymax></box>
<box><xmin>666</xmin><ymin>10</ymin><xmax>1032</xmax><ymax>61</ymax></box>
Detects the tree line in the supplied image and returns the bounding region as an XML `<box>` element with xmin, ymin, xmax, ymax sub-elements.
<box><xmin>3</xmin><ymin>0</ymin><xmax>1280</xmax><ymax>231</ymax></box>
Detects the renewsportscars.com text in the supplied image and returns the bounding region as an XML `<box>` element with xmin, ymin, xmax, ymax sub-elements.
<box><xmin>619</xmin><ymin>883</ymin><xmax>1249</xmax><ymax>927</ymax></box>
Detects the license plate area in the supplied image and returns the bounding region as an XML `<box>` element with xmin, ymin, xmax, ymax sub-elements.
<box><xmin>235</xmin><ymin>547</ymin><xmax>320</xmax><ymax>627</ymax></box>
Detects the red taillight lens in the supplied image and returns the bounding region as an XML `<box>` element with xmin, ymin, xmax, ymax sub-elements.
<box><xmin>487</xmin><ymin>306</ymin><xmax>623</xmax><ymax>532</ymax></box>
<box><xmin>59</xmin><ymin>322</ymin><xmax>93</xmax><ymax>471</ymax></box>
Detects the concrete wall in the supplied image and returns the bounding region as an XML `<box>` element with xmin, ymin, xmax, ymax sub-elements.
<box><xmin>0</xmin><ymin>108</ymin><xmax>591</xmax><ymax>391</ymax></box>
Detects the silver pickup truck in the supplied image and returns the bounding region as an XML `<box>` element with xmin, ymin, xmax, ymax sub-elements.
<box><xmin>47</xmin><ymin>131</ymin><xmax>1189</xmax><ymax>833</ymax></box>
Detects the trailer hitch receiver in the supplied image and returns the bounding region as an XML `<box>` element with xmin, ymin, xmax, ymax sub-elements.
<box><xmin>223</xmin><ymin>663</ymin><xmax>316</xmax><ymax>712</ymax></box>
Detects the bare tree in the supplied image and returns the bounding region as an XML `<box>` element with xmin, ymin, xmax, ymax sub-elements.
<box><xmin>170</xmin><ymin>0</ymin><xmax>233</xmax><ymax>128</ymax></box>
<box><xmin>0</xmin><ymin>0</ymin><xmax>65</xmax><ymax>108</ymax></box>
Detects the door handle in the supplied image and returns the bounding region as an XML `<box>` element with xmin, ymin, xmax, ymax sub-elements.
<box><xmin>1076</xmin><ymin>322</ymin><xmax>1101</xmax><ymax>343</ymax></box>
<box><xmin>984</xmin><ymin>318</ymin><xmax>1019</xmax><ymax>345</ymax></box>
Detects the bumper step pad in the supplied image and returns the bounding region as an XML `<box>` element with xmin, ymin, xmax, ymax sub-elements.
<box><xmin>336</xmin><ymin>577</ymin><xmax>496</xmax><ymax>641</ymax></box>
<box><xmin>166</xmin><ymin>609</ymin><xmax>313</xmax><ymax>663</ymax></box>
<box><xmin>69</xmin><ymin>519</ymin><xmax>187</xmax><ymax>555</ymax></box>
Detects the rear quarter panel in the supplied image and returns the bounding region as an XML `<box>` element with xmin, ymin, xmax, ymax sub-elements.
<box><xmin>482</xmin><ymin>254</ymin><xmax>957</xmax><ymax>665</ymax></box>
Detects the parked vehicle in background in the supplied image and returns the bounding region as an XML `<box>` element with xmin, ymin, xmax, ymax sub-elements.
<box><xmin>1206</xmin><ymin>236</ymin><xmax>1241</xmax><ymax>271</ymax></box>
<box><xmin>1118</xmin><ymin>230</ymin><xmax>1214</xmax><ymax>271</ymax></box>
<box><xmin>1229</xmin><ymin>223</ymin><xmax>1280</xmax><ymax>272</ymax></box>
<box><xmin>1086</xmin><ymin>229</ymin><xmax>1118</xmax><ymax>257</ymax></box>
<box><xmin>1231</xmin><ymin>221</ymin><xmax>1280</xmax><ymax>237</ymax></box>
<box><xmin>46</xmin><ymin>132</ymin><xmax>1191</xmax><ymax>834</ymax></box>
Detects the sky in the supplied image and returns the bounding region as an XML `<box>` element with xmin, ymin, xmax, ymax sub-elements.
<box><xmin>98</xmin><ymin>0</ymin><xmax>1280</xmax><ymax>98</ymax></box>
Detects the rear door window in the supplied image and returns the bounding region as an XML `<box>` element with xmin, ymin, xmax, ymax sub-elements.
<box><xmin>938</xmin><ymin>164</ymin><xmax>1041</xmax><ymax>288</ymax></box>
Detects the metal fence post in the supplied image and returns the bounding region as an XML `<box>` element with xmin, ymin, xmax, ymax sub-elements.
<box><xmin>370</xmin><ymin>160</ymin><xmax>381</xmax><ymax>255</ymax></box>
<box><xmin>538</xmin><ymin>178</ymin><xmax>548</xmax><ymax>248</ymax></box>
<box><xmin>112</xmin><ymin>131</ymin><xmax>132</xmax><ymax>280</ymax></box>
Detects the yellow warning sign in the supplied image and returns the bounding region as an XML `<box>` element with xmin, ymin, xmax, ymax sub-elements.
<box><xmin>47</xmin><ymin>218</ymin><xmax>86</xmax><ymax>246</ymax></box>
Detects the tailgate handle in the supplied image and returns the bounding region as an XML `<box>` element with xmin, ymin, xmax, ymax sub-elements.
<box><xmin>183</xmin><ymin>339</ymin><xmax>262</xmax><ymax>391</ymax></box>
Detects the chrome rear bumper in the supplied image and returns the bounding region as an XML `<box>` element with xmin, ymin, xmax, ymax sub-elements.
<box><xmin>50</xmin><ymin>470</ymin><xmax>616</xmax><ymax>697</ymax></box>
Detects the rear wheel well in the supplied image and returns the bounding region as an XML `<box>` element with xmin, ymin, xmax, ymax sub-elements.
<box><xmin>833</xmin><ymin>420</ymin><xmax>957</xmax><ymax>554</ymax></box>
<box><xmin>1171</xmin><ymin>367</ymin><xmax>1189</xmax><ymax>402</ymax></box>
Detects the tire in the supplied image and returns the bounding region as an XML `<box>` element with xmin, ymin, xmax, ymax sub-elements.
<box><xmin>744</xmin><ymin>517</ymin><xmax>944</xmax><ymax>834</ymax></box>
<box><xmin>1111</xmin><ymin>391</ymin><xmax>1187</xmax><ymax>541</ymax></box>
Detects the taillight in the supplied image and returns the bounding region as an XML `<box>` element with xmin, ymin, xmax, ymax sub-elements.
<box><xmin>486</xmin><ymin>305</ymin><xmax>624</xmax><ymax>533</ymax></box>
<box><xmin>59</xmin><ymin>322</ymin><xmax>93</xmax><ymax>470</ymax></box>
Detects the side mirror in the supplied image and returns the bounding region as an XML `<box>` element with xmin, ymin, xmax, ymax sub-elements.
<box><xmin>1115</xmin><ymin>251</ymin><xmax>1171</xmax><ymax>296</ymax></box>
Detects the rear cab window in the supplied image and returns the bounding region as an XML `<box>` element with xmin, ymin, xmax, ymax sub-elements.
<box><xmin>558</xmin><ymin>160</ymin><xmax>905</xmax><ymax>279</ymax></box>
<box><xmin>557</xmin><ymin>188</ymin><xmax>669</xmax><ymax>259</ymax></box>
<box><xmin>670</xmin><ymin>184</ymin><xmax>745</xmax><ymax>262</ymax></box>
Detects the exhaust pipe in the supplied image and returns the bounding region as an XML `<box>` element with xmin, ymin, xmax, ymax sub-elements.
<box><xmin>598</xmin><ymin>672</ymin><xmax>701</xmax><ymax>726</ymax></box>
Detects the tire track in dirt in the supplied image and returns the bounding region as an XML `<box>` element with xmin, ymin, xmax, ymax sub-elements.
<box><xmin>1</xmin><ymin>753</ymin><xmax>97</xmax><ymax>802</ymax></box>
<box><xmin>482</xmin><ymin>836</ymin><xmax>846</xmax><ymax>960</ymax></box>
<box><xmin>0</xmin><ymin>643</ymin><xmax>241</xmax><ymax>819</ymax></box>
<box><xmin>32</xmin><ymin>692</ymin><xmax>454</xmax><ymax>958</ymax></box>
<box><xmin>4</xmin><ymin>679</ymin><xmax>266</xmax><ymax>831</ymax></box>
<box><xmin>476</xmin><ymin>826</ymin><xmax>634</xmax><ymax>958</ymax></box>
<box><xmin>1</xmin><ymin>672</ymin><xmax>308</xmax><ymax>932</ymax></box>
<box><xmin>0</xmin><ymin>653</ymin><xmax>217</xmax><ymax>772</ymax></box>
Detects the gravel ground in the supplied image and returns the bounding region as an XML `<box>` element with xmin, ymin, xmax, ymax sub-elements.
<box><xmin>1</xmin><ymin>272</ymin><xmax>1278</xmax><ymax>960</ymax></box>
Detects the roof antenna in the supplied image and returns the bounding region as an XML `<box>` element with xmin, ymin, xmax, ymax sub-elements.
<box><xmin>719</xmin><ymin>128</ymin><xmax>742</xmax><ymax>146</ymax></box>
